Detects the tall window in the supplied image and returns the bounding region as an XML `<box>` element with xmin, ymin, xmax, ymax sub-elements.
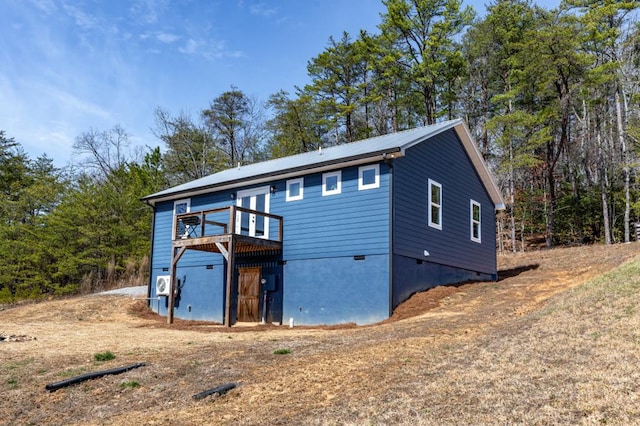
<box><xmin>470</xmin><ymin>200</ymin><xmax>481</xmax><ymax>243</ymax></box>
<box><xmin>322</xmin><ymin>171</ymin><xmax>342</xmax><ymax>196</ymax></box>
<box><xmin>428</xmin><ymin>179</ymin><xmax>442</xmax><ymax>230</ymax></box>
<box><xmin>358</xmin><ymin>164</ymin><xmax>380</xmax><ymax>190</ymax></box>
<box><xmin>173</xmin><ymin>199</ymin><xmax>191</xmax><ymax>239</ymax></box>
<box><xmin>286</xmin><ymin>178</ymin><xmax>304</xmax><ymax>201</ymax></box>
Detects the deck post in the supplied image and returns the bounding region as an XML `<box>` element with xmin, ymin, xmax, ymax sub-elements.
<box><xmin>224</xmin><ymin>206</ymin><xmax>237</xmax><ymax>327</ymax></box>
<box><xmin>168</xmin><ymin>206</ymin><xmax>281</xmax><ymax>326</ymax></box>
<box><xmin>168</xmin><ymin>246</ymin><xmax>187</xmax><ymax>324</ymax></box>
<box><xmin>168</xmin><ymin>248</ymin><xmax>177</xmax><ymax>324</ymax></box>
<box><xmin>224</xmin><ymin>236</ymin><xmax>235</xmax><ymax>327</ymax></box>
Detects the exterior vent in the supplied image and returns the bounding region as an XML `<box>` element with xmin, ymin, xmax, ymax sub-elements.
<box><xmin>156</xmin><ymin>275</ymin><xmax>171</xmax><ymax>296</ymax></box>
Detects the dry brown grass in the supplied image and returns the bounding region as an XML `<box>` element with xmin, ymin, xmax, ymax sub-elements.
<box><xmin>1</xmin><ymin>243</ymin><xmax>640</xmax><ymax>425</ymax></box>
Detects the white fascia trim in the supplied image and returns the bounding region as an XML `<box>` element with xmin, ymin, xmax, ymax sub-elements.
<box><xmin>394</xmin><ymin>119</ymin><xmax>505</xmax><ymax>211</ymax></box>
<box><xmin>453</xmin><ymin>122</ymin><xmax>506</xmax><ymax>211</ymax></box>
<box><xmin>398</xmin><ymin>119</ymin><xmax>460</xmax><ymax>156</ymax></box>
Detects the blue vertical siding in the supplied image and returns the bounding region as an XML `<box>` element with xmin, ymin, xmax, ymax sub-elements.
<box><xmin>393</xmin><ymin>129</ymin><xmax>496</xmax><ymax>273</ymax></box>
<box><xmin>391</xmin><ymin>128</ymin><xmax>497</xmax><ymax>307</ymax></box>
<box><xmin>150</xmin><ymin>190</ymin><xmax>237</xmax><ymax>270</ymax></box>
<box><xmin>391</xmin><ymin>255</ymin><xmax>494</xmax><ymax>308</ymax></box>
<box><xmin>149</xmin><ymin>162</ymin><xmax>391</xmax><ymax>324</ymax></box>
<box><xmin>283</xmin><ymin>254</ymin><xmax>389</xmax><ymax>325</ymax></box>
<box><xmin>149</xmin><ymin>189</ymin><xmax>235</xmax><ymax>319</ymax></box>
<box><xmin>272</xmin><ymin>163</ymin><xmax>390</xmax><ymax>259</ymax></box>
<box><xmin>147</xmin><ymin>126</ymin><xmax>499</xmax><ymax>325</ymax></box>
<box><xmin>150</xmin><ymin>264</ymin><xmax>225</xmax><ymax>322</ymax></box>
<box><xmin>273</xmin><ymin>162</ymin><xmax>391</xmax><ymax>325</ymax></box>
<box><xmin>150</xmin><ymin>162</ymin><xmax>391</xmax><ymax>262</ymax></box>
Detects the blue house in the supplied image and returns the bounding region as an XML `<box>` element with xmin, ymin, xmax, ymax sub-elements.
<box><xmin>142</xmin><ymin>119</ymin><xmax>505</xmax><ymax>326</ymax></box>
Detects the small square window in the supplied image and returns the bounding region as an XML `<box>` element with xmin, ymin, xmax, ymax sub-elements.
<box><xmin>359</xmin><ymin>164</ymin><xmax>380</xmax><ymax>190</ymax></box>
<box><xmin>428</xmin><ymin>179</ymin><xmax>442</xmax><ymax>230</ymax></box>
<box><xmin>286</xmin><ymin>178</ymin><xmax>304</xmax><ymax>201</ymax></box>
<box><xmin>322</xmin><ymin>171</ymin><xmax>342</xmax><ymax>196</ymax></box>
<box><xmin>471</xmin><ymin>200</ymin><xmax>481</xmax><ymax>243</ymax></box>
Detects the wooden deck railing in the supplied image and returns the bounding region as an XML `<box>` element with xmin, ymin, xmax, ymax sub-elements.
<box><xmin>174</xmin><ymin>206</ymin><xmax>283</xmax><ymax>242</ymax></box>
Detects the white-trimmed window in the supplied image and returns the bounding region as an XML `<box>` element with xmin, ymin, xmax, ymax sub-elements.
<box><xmin>428</xmin><ymin>179</ymin><xmax>442</xmax><ymax>230</ymax></box>
<box><xmin>470</xmin><ymin>200</ymin><xmax>481</xmax><ymax>243</ymax></box>
<box><xmin>286</xmin><ymin>178</ymin><xmax>304</xmax><ymax>201</ymax></box>
<box><xmin>322</xmin><ymin>171</ymin><xmax>342</xmax><ymax>196</ymax></box>
<box><xmin>172</xmin><ymin>199</ymin><xmax>191</xmax><ymax>239</ymax></box>
<box><xmin>358</xmin><ymin>164</ymin><xmax>380</xmax><ymax>190</ymax></box>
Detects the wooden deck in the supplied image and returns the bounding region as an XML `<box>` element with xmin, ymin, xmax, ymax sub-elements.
<box><xmin>172</xmin><ymin>233</ymin><xmax>283</xmax><ymax>254</ymax></box>
<box><xmin>172</xmin><ymin>205</ymin><xmax>283</xmax><ymax>253</ymax></box>
<box><xmin>167</xmin><ymin>206</ymin><xmax>283</xmax><ymax>325</ymax></box>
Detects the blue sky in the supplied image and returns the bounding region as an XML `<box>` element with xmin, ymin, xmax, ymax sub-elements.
<box><xmin>1</xmin><ymin>0</ymin><xmax>558</xmax><ymax>167</ymax></box>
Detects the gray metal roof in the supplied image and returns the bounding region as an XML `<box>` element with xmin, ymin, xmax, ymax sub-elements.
<box><xmin>142</xmin><ymin>119</ymin><xmax>505</xmax><ymax>209</ymax></box>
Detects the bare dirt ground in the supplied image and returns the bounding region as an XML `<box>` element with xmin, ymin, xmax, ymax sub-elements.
<box><xmin>1</xmin><ymin>243</ymin><xmax>639</xmax><ymax>425</ymax></box>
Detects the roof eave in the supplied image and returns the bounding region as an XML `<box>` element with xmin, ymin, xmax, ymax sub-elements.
<box><xmin>141</xmin><ymin>148</ymin><xmax>403</xmax><ymax>206</ymax></box>
<box><xmin>398</xmin><ymin>118</ymin><xmax>462</xmax><ymax>155</ymax></box>
<box><xmin>453</xmin><ymin>122</ymin><xmax>506</xmax><ymax>211</ymax></box>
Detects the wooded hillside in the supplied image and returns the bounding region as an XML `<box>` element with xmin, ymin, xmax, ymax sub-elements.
<box><xmin>1</xmin><ymin>0</ymin><xmax>638</xmax><ymax>301</ymax></box>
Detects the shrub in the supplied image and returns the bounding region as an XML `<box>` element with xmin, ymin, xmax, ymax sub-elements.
<box><xmin>120</xmin><ymin>380</ymin><xmax>140</xmax><ymax>389</ymax></box>
<box><xmin>94</xmin><ymin>351</ymin><xmax>116</xmax><ymax>362</ymax></box>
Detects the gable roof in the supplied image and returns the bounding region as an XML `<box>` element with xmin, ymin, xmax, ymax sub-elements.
<box><xmin>142</xmin><ymin>119</ymin><xmax>505</xmax><ymax>209</ymax></box>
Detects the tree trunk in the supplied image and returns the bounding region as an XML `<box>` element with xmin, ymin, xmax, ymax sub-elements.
<box><xmin>424</xmin><ymin>85</ymin><xmax>435</xmax><ymax>125</ymax></box>
<box><xmin>545</xmin><ymin>161</ymin><xmax>555</xmax><ymax>248</ymax></box>
<box><xmin>598</xmin><ymin>129</ymin><xmax>612</xmax><ymax>245</ymax></box>
<box><xmin>615</xmin><ymin>88</ymin><xmax>630</xmax><ymax>243</ymax></box>
<box><xmin>508</xmin><ymin>99</ymin><xmax>517</xmax><ymax>253</ymax></box>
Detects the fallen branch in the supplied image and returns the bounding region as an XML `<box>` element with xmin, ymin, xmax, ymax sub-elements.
<box><xmin>192</xmin><ymin>382</ymin><xmax>237</xmax><ymax>400</ymax></box>
<box><xmin>45</xmin><ymin>362</ymin><xmax>146</xmax><ymax>392</ymax></box>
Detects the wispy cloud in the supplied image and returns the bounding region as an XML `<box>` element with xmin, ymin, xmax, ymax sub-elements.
<box><xmin>33</xmin><ymin>81</ymin><xmax>114</xmax><ymax>124</ymax></box>
<box><xmin>129</xmin><ymin>0</ymin><xmax>169</xmax><ymax>25</ymax></box>
<box><xmin>249</xmin><ymin>3</ymin><xmax>278</xmax><ymax>18</ymax></box>
<box><xmin>156</xmin><ymin>31</ymin><xmax>180</xmax><ymax>43</ymax></box>
<box><xmin>5</xmin><ymin>0</ymin><xmax>390</xmax><ymax>167</ymax></box>
<box><xmin>28</xmin><ymin>0</ymin><xmax>57</xmax><ymax>14</ymax></box>
<box><xmin>237</xmin><ymin>0</ymin><xmax>279</xmax><ymax>19</ymax></box>
<box><xmin>0</xmin><ymin>73</ymin><xmax>110</xmax><ymax>164</ymax></box>
<box><xmin>140</xmin><ymin>30</ymin><xmax>180</xmax><ymax>44</ymax></box>
<box><xmin>62</xmin><ymin>3</ymin><xmax>99</xmax><ymax>30</ymax></box>
<box><xmin>177</xmin><ymin>38</ymin><xmax>243</xmax><ymax>60</ymax></box>
<box><xmin>179</xmin><ymin>38</ymin><xmax>200</xmax><ymax>55</ymax></box>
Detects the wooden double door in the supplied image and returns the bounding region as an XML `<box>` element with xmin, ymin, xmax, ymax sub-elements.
<box><xmin>237</xmin><ymin>267</ymin><xmax>261</xmax><ymax>322</ymax></box>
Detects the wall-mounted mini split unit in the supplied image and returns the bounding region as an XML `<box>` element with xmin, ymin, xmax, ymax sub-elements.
<box><xmin>156</xmin><ymin>275</ymin><xmax>171</xmax><ymax>296</ymax></box>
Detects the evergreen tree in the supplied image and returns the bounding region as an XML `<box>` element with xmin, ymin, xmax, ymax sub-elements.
<box><xmin>306</xmin><ymin>32</ymin><xmax>369</xmax><ymax>143</ymax></box>
<box><xmin>379</xmin><ymin>0</ymin><xmax>474</xmax><ymax>124</ymax></box>
<box><xmin>265</xmin><ymin>90</ymin><xmax>327</xmax><ymax>157</ymax></box>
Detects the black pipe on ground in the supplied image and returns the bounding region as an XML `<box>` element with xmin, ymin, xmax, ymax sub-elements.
<box><xmin>45</xmin><ymin>362</ymin><xmax>146</xmax><ymax>392</ymax></box>
<box><xmin>192</xmin><ymin>382</ymin><xmax>237</xmax><ymax>400</ymax></box>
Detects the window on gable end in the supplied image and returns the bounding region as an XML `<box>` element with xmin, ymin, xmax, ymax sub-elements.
<box><xmin>471</xmin><ymin>200</ymin><xmax>481</xmax><ymax>243</ymax></box>
<box><xmin>286</xmin><ymin>178</ymin><xmax>304</xmax><ymax>201</ymax></box>
<box><xmin>428</xmin><ymin>179</ymin><xmax>442</xmax><ymax>230</ymax></box>
<box><xmin>358</xmin><ymin>164</ymin><xmax>380</xmax><ymax>190</ymax></box>
<box><xmin>322</xmin><ymin>171</ymin><xmax>342</xmax><ymax>196</ymax></box>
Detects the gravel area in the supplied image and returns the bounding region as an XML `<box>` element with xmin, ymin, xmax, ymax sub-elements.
<box><xmin>94</xmin><ymin>285</ymin><xmax>147</xmax><ymax>296</ymax></box>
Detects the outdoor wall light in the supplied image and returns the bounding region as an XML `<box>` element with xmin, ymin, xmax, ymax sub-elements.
<box><xmin>270</xmin><ymin>185</ymin><xmax>277</xmax><ymax>195</ymax></box>
<box><xmin>230</xmin><ymin>193</ymin><xmax>236</xmax><ymax>200</ymax></box>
